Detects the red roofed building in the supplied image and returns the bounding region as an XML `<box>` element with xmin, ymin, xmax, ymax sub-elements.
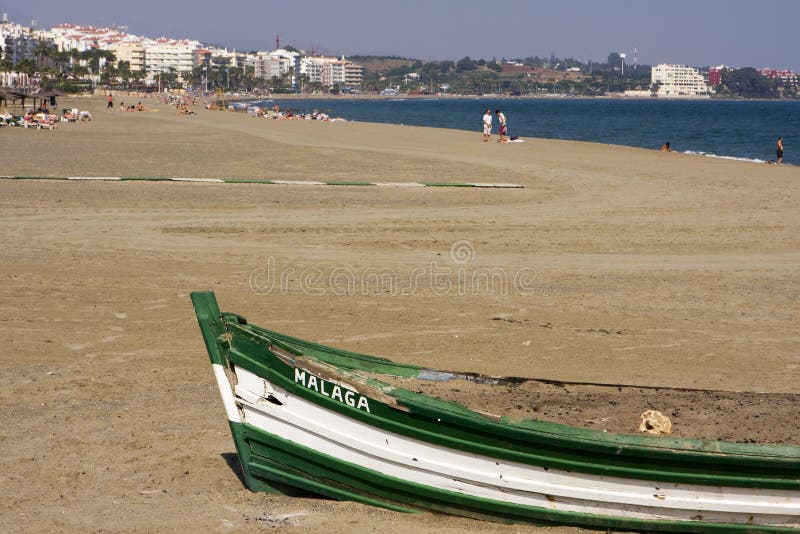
<box><xmin>760</xmin><ymin>68</ymin><xmax>798</xmax><ymax>88</ymax></box>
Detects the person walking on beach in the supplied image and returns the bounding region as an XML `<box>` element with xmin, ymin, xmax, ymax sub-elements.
<box><xmin>496</xmin><ymin>109</ymin><xmax>507</xmax><ymax>142</ymax></box>
<box><xmin>777</xmin><ymin>136</ymin><xmax>784</xmax><ymax>164</ymax></box>
<box><xmin>107</xmin><ymin>93</ymin><xmax>113</xmax><ymax>110</ymax></box>
<box><xmin>482</xmin><ymin>109</ymin><xmax>492</xmax><ymax>142</ymax></box>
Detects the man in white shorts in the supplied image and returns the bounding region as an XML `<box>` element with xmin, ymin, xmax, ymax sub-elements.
<box><xmin>482</xmin><ymin>108</ymin><xmax>492</xmax><ymax>142</ymax></box>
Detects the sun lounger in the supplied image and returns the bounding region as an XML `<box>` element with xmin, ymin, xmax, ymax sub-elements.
<box><xmin>62</xmin><ymin>108</ymin><xmax>78</xmax><ymax>122</ymax></box>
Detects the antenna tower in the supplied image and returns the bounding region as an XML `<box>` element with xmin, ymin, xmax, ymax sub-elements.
<box><xmin>275</xmin><ymin>35</ymin><xmax>280</xmax><ymax>50</ymax></box>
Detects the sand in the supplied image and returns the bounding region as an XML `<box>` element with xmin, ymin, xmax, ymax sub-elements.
<box><xmin>1</xmin><ymin>94</ymin><xmax>799</xmax><ymax>533</ymax></box>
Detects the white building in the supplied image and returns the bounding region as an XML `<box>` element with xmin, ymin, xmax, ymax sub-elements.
<box><xmin>143</xmin><ymin>38</ymin><xmax>201</xmax><ymax>81</ymax></box>
<box><xmin>247</xmin><ymin>49</ymin><xmax>300</xmax><ymax>85</ymax></box>
<box><xmin>1</xmin><ymin>19</ymin><xmax>38</xmax><ymax>65</ymax></box>
<box><xmin>300</xmin><ymin>55</ymin><xmax>363</xmax><ymax>88</ymax></box>
<box><xmin>247</xmin><ymin>52</ymin><xmax>282</xmax><ymax>80</ymax></box>
<box><xmin>206</xmin><ymin>47</ymin><xmax>247</xmax><ymax>69</ymax></box>
<box><xmin>49</xmin><ymin>23</ymin><xmax>131</xmax><ymax>53</ymax></box>
<box><xmin>300</xmin><ymin>56</ymin><xmax>336</xmax><ymax>86</ymax></box>
<box><xmin>48</xmin><ymin>23</ymin><xmax>201</xmax><ymax>82</ymax></box>
<box><xmin>651</xmin><ymin>64</ymin><xmax>711</xmax><ymax>97</ymax></box>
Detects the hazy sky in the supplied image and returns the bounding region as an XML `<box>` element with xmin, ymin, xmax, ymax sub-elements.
<box><xmin>5</xmin><ymin>0</ymin><xmax>799</xmax><ymax>70</ymax></box>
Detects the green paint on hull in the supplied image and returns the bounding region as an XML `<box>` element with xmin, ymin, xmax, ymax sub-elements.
<box><xmin>190</xmin><ymin>292</ymin><xmax>226</xmax><ymax>366</ymax></box>
<box><xmin>238</xmin><ymin>422</ymin><xmax>797</xmax><ymax>533</ymax></box>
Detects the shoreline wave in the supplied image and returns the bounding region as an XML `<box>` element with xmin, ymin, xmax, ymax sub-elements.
<box><xmin>682</xmin><ymin>150</ymin><xmax>792</xmax><ymax>165</ymax></box>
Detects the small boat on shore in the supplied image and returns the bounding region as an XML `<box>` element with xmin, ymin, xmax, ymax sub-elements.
<box><xmin>191</xmin><ymin>291</ymin><xmax>800</xmax><ymax>532</ymax></box>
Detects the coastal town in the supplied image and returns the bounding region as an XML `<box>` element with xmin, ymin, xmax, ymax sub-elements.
<box><xmin>1</xmin><ymin>13</ymin><xmax>798</xmax><ymax>99</ymax></box>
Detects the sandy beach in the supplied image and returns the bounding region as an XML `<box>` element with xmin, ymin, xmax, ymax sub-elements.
<box><xmin>1</xmin><ymin>94</ymin><xmax>799</xmax><ymax>532</ymax></box>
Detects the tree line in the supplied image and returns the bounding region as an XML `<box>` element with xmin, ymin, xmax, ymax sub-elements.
<box><xmin>2</xmin><ymin>42</ymin><xmax>796</xmax><ymax>98</ymax></box>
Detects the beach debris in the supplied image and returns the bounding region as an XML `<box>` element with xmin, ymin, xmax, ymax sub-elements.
<box><xmin>587</xmin><ymin>417</ymin><xmax>610</xmax><ymax>425</ymax></box>
<box><xmin>638</xmin><ymin>410</ymin><xmax>672</xmax><ymax>435</ymax></box>
<box><xmin>490</xmin><ymin>314</ymin><xmax>531</xmax><ymax>326</ymax></box>
<box><xmin>243</xmin><ymin>512</ymin><xmax>306</xmax><ymax>527</ymax></box>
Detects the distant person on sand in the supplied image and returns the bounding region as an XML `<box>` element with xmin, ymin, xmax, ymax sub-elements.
<box><xmin>660</xmin><ymin>142</ymin><xmax>672</xmax><ymax>152</ymax></box>
<box><xmin>496</xmin><ymin>109</ymin><xmax>507</xmax><ymax>142</ymax></box>
<box><xmin>107</xmin><ymin>93</ymin><xmax>113</xmax><ymax>110</ymax></box>
<box><xmin>482</xmin><ymin>109</ymin><xmax>492</xmax><ymax>142</ymax></box>
<box><xmin>777</xmin><ymin>136</ymin><xmax>783</xmax><ymax>164</ymax></box>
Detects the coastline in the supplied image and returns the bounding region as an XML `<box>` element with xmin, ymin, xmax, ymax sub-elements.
<box><xmin>2</xmin><ymin>94</ymin><xmax>799</xmax><ymax>532</ymax></box>
<box><xmin>234</xmin><ymin>89</ymin><xmax>797</xmax><ymax>108</ymax></box>
<box><xmin>226</xmin><ymin>94</ymin><xmax>796</xmax><ymax>166</ymax></box>
<box><xmin>224</xmin><ymin>92</ymin><xmax>800</xmax><ymax>102</ymax></box>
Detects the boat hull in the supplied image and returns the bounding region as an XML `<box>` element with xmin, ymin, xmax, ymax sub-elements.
<box><xmin>192</xmin><ymin>292</ymin><xmax>800</xmax><ymax>532</ymax></box>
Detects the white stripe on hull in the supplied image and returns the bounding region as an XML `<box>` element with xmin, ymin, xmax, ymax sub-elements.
<box><xmin>213</xmin><ymin>363</ymin><xmax>241</xmax><ymax>423</ymax></box>
<box><xmin>231</xmin><ymin>365</ymin><xmax>799</xmax><ymax>527</ymax></box>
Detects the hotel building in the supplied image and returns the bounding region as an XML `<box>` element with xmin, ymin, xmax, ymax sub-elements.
<box><xmin>300</xmin><ymin>55</ymin><xmax>363</xmax><ymax>88</ymax></box>
<box><xmin>651</xmin><ymin>64</ymin><xmax>711</xmax><ymax>97</ymax></box>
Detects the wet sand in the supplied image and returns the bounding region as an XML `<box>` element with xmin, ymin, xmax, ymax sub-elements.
<box><xmin>1</xmin><ymin>95</ymin><xmax>799</xmax><ymax>532</ymax></box>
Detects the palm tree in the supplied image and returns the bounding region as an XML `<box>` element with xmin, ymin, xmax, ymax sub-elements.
<box><xmin>0</xmin><ymin>54</ymin><xmax>13</xmax><ymax>73</ymax></box>
<box><xmin>117</xmin><ymin>60</ymin><xmax>132</xmax><ymax>88</ymax></box>
<box><xmin>101</xmin><ymin>63</ymin><xmax>119</xmax><ymax>85</ymax></box>
<box><xmin>159</xmin><ymin>67</ymin><xmax>178</xmax><ymax>90</ymax></box>
<box><xmin>16</xmin><ymin>58</ymin><xmax>37</xmax><ymax>76</ymax></box>
<box><xmin>33</xmin><ymin>40</ymin><xmax>56</xmax><ymax>71</ymax></box>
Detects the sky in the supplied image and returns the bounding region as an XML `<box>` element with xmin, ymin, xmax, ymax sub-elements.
<box><xmin>4</xmin><ymin>0</ymin><xmax>800</xmax><ymax>70</ymax></box>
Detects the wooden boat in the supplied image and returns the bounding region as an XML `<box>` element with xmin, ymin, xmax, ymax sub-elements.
<box><xmin>191</xmin><ymin>292</ymin><xmax>800</xmax><ymax>532</ymax></box>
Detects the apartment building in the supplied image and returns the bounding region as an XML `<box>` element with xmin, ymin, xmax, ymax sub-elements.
<box><xmin>144</xmin><ymin>39</ymin><xmax>201</xmax><ymax>77</ymax></box>
<box><xmin>105</xmin><ymin>42</ymin><xmax>146</xmax><ymax>72</ymax></box>
<box><xmin>1</xmin><ymin>20</ymin><xmax>38</xmax><ymax>64</ymax></box>
<box><xmin>651</xmin><ymin>64</ymin><xmax>711</xmax><ymax>97</ymax></box>
<box><xmin>300</xmin><ymin>55</ymin><xmax>363</xmax><ymax>88</ymax></box>
<box><xmin>342</xmin><ymin>60</ymin><xmax>363</xmax><ymax>87</ymax></box>
<box><xmin>247</xmin><ymin>49</ymin><xmax>300</xmax><ymax>83</ymax></box>
<box><xmin>760</xmin><ymin>68</ymin><xmax>799</xmax><ymax>88</ymax></box>
<box><xmin>206</xmin><ymin>47</ymin><xmax>247</xmax><ymax>69</ymax></box>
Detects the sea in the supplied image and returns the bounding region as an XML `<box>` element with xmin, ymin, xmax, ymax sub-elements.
<box><xmin>252</xmin><ymin>97</ymin><xmax>798</xmax><ymax>165</ymax></box>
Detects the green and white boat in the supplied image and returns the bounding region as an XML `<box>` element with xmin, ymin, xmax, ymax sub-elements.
<box><xmin>191</xmin><ymin>292</ymin><xmax>800</xmax><ymax>532</ymax></box>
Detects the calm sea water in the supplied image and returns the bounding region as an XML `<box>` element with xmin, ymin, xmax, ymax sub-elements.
<box><xmin>254</xmin><ymin>97</ymin><xmax>798</xmax><ymax>165</ymax></box>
